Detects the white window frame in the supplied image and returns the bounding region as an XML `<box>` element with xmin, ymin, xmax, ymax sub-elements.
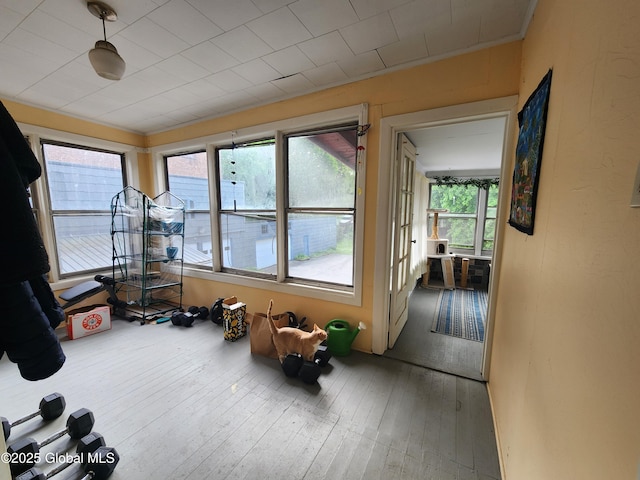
<box><xmin>18</xmin><ymin>123</ymin><xmax>139</xmax><ymax>289</ymax></box>
<box><xmin>151</xmin><ymin>104</ymin><xmax>368</xmax><ymax>306</ymax></box>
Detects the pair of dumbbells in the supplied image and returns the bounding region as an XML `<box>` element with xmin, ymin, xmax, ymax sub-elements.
<box><xmin>2</xmin><ymin>393</ymin><xmax>66</xmax><ymax>440</ymax></box>
<box><xmin>170</xmin><ymin>306</ymin><xmax>209</xmax><ymax>327</ymax></box>
<box><xmin>7</xmin><ymin>408</ymin><xmax>95</xmax><ymax>476</ymax></box>
<box><xmin>16</xmin><ymin>431</ymin><xmax>119</xmax><ymax>480</ymax></box>
<box><xmin>281</xmin><ymin>345</ymin><xmax>332</xmax><ymax>384</ymax></box>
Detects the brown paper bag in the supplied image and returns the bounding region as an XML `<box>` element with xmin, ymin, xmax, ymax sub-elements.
<box><xmin>246</xmin><ymin>311</ymin><xmax>291</xmax><ymax>358</ymax></box>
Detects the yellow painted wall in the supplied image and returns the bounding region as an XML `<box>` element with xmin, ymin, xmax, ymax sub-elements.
<box><xmin>488</xmin><ymin>0</ymin><xmax>640</xmax><ymax>478</ymax></box>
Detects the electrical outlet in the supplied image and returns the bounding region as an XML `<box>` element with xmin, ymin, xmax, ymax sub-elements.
<box><xmin>631</xmin><ymin>162</ymin><xmax>640</xmax><ymax>207</ymax></box>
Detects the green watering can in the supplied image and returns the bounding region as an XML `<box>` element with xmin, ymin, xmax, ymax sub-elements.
<box><xmin>324</xmin><ymin>319</ymin><xmax>366</xmax><ymax>356</ymax></box>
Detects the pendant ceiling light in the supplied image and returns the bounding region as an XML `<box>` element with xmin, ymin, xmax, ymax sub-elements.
<box><xmin>87</xmin><ymin>1</ymin><xmax>125</xmax><ymax>81</ymax></box>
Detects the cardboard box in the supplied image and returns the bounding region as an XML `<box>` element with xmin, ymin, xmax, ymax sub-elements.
<box><xmin>67</xmin><ymin>305</ymin><xmax>111</xmax><ymax>340</ymax></box>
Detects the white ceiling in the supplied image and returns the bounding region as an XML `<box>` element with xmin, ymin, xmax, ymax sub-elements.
<box><xmin>405</xmin><ymin>116</ymin><xmax>507</xmax><ymax>176</ymax></box>
<box><xmin>0</xmin><ymin>0</ymin><xmax>535</xmax><ymax>136</ymax></box>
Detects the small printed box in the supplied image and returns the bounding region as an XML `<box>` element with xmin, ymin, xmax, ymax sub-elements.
<box><xmin>222</xmin><ymin>301</ymin><xmax>247</xmax><ymax>342</ymax></box>
<box><xmin>67</xmin><ymin>305</ymin><xmax>112</xmax><ymax>340</ymax></box>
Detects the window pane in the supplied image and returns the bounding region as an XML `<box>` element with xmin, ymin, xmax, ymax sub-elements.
<box><xmin>483</xmin><ymin>218</ymin><xmax>496</xmax><ymax>250</ymax></box>
<box><xmin>166</xmin><ymin>152</ymin><xmax>212</xmax><ymax>267</ymax></box>
<box><xmin>43</xmin><ymin>143</ymin><xmax>123</xmax><ymax>211</ymax></box>
<box><xmin>287</xmin><ymin>213</ymin><xmax>353</xmax><ymax>286</ymax></box>
<box><xmin>183</xmin><ymin>212</ymin><xmax>213</xmax><ymax>267</ymax></box>
<box><xmin>166</xmin><ymin>151</ymin><xmax>209</xmax><ymax>209</ymax></box>
<box><xmin>436</xmin><ymin>217</ymin><xmax>476</xmax><ymax>249</ymax></box>
<box><xmin>54</xmin><ymin>215</ymin><xmax>111</xmax><ymax>274</ymax></box>
<box><xmin>42</xmin><ymin>142</ymin><xmax>124</xmax><ymax>277</ymax></box>
<box><xmin>429</xmin><ymin>184</ymin><xmax>478</xmax><ymax>214</ymax></box>
<box><xmin>218</xmin><ymin>141</ymin><xmax>275</xmax><ymax>210</ymax></box>
<box><xmin>220</xmin><ymin>213</ymin><xmax>277</xmax><ymax>272</ymax></box>
<box><xmin>288</xmin><ymin>130</ymin><xmax>356</xmax><ymax>208</ymax></box>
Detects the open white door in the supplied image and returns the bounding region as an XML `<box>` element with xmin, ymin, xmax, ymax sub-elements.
<box><xmin>388</xmin><ymin>134</ymin><xmax>416</xmax><ymax>348</ymax></box>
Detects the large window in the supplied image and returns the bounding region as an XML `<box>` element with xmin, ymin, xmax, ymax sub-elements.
<box><xmin>42</xmin><ymin>140</ymin><xmax>126</xmax><ymax>277</ymax></box>
<box><xmin>429</xmin><ymin>181</ymin><xmax>498</xmax><ymax>256</ymax></box>
<box><xmin>212</xmin><ymin>124</ymin><xmax>358</xmax><ymax>288</ymax></box>
<box><xmin>216</xmin><ymin>139</ymin><xmax>276</xmax><ymax>276</ymax></box>
<box><xmin>285</xmin><ymin>125</ymin><xmax>357</xmax><ymax>286</ymax></box>
<box><xmin>165</xmin><ymin>151</ymin><xmax>211</xmax><ymax>267</ymax></box>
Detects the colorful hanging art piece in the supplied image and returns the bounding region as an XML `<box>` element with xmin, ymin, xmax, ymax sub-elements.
<box><xmin>508</xmin><ymin>69</ymin><xmax>552</xmax><ymax>235</ymax></box>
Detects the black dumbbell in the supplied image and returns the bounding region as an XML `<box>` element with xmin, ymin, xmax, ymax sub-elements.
<box><xmin>17</xmin><ymin>443</ymin><xmax>119</xmax><ymax>480</ymax></box>
<box><xmin>170</xmin><ymin>310</ymin><xmax>188</xmax><ymax>326</ymax></box>
<box><xmin>15</xmin><ymin>432</ymin><xmax>106</xmax><ymax>480</ymax></box>
<box><xmin>184</xmin><ymin>306</ymin><xmax>209</xmax><ymax>326</ymax></box>
<box><xmin>2</xmin><ymin>393</ymin><xmax>66</xmax><ymax>440</ymax></box>
<box><xmin>298</xmin><ymin>347</ymin><xmax>332</xmax><ymax>384</ymax></box>
<box><xmin>171</xmin><ymin>306</ymin><xmax>209</xmax><ymax>327</ymax></box>
<box><xmin>8</xmin><ymin>408</ymin><xmax>95</xmax><ymax>475</ymax></box>
<box><xmin>281</xmin><ymin>354</ymin><xmax>304</xmax><ymax>377</ymax></box>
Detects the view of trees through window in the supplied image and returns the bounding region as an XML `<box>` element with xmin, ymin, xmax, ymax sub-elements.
<box><xmin>429</xmin><ymin>182</ymin><xmax>498</xmax><ymax>255</ymax></box>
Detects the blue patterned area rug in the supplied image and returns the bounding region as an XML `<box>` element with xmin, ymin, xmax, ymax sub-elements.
<box><xmin>431</xmin><ymin>289</ymin><xmax>488</xmax><ymax>342</ymax></box>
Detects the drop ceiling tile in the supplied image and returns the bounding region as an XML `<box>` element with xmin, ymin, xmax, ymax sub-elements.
<box><xmin>2</xmin><ymin>0</ymin><xmax>40</xmax><ymax>16</ymax></box>
<box><xmin>480</xmin><ymin>4</ymin><xmax>528</xmax><ymax>41</ymax></box>
<box><xmin>211</xmin><ymin>90</ymin><xmax>260</xmax><ymax>114</ymax></box>
<box><xmin>350</xmin><ymin>0</ymin><xmax>413</xmax><ymax>20</ymax></box>
<box><xmin>186</xmin><ymin>0</ymin><xmax>262</xmax><ymax>31</ymax></box>
<box><xmin>212</xmin><ymin>25</ymin><xmax>273</xmax><ymax>63</ymax></box>
<box><xmin>244</xmin><ymin>82</ymin><xmax>285</xmax><ymax>101</ymax></box>
<box><xmin>270</xmin><ymin>72</ymin><xmax>315</xmax><ymax>94</ymax></box>
<box><xmin>262</xmin><ymin>45</ymin><xmax>315</xmax><ymax>77</ymax></box>
<box><xmin>118</xmin><ymin>18</ymin><xmax>190</xmax><ymax>58</ymax></box>
<box><xmin>156</xmin><ymin>54</ymin><xmax>211</xmax><ymax>82</ymax></box>
<box><xmin>426</xmin><ymin>17</ymin><xmax>480</xmax><ymax>57</ymax></box>
<box><xmin>303</xmin><ymin>62</ymin><xmax>348</xmax><ymax>87</ymax></box>
<box><xmin>181</xmin><ymin>77</ymin><xmax>227</xmax><ymax>100</ymax></box>
<box><xmin>298</xmin><ymin>31</ymin><xmax>354</xmax><ymax>66</ymax></box>
<box><xmin>62</xmin><ymin>93</ymin><xmax>130</xmax><ymax>119</ymax></box>
<box><xmin>0</xmin><ymin>6</ymin><xmax>23</xmax><ymax>40</ymax></box>
<box><xmin>148</xmin><ymin>0</ymin><xmax>223</xmax><ymax>45</ymax></box>
<box><xmin>289</xmin><ymin>0</ymin><xmax>359</xmax><ymax>37</ymax></box>
<box><xmin>340</xmin><ymin>12</ymin><xmax>398</xmax><ymax>55</ymax></box>
<box><xmin>4</xmin><ymin>27</ymin><xmax>79</xmax><ymax>66</ymax></box>
<box><xmin>154</xmin><ymin>85</ymin><xmax>211</xmax><ymax>106</ymax></box>
<box><xmin>247</xmin><ymin>7</ymin><xmax>312</xmax><ymax>51</ymax></box>
<box><xmin>103</xmin><ymin>35</ymin><xmax>163</xmax><ymax>76</ymax></box>
<box><xmin>390</xmin><ymin>0</ymin><xmax>452</xmax><ymax>40</ymax></box>
<box><xmin>377</xmin><ymin>34</ymin><xmax>428</xmax><ymax>67</ymax></box>
<box><xmin>19</xmin><ymin>10</ymin><xmax>94</xmax><ymax>54</ymax></box>
<box><xmin>252</xmin><ymin>0</ymin><xmax>292</xmax><ymax>14</ymax></box>
<box><xmin>232</xmin><ymin>58</ymin><xmax>281</xmax><ymax>85</ymax></box>
<box><xmin>207</xmin><ymin>69</ymin><xmax>254</xmax><ymax>93</ymax></box>
<box><xmin>337</xmin><ymin>50</ymin><xmax>385</xmax><ymax>78</ymax></box>
<box><xmin>39</xmin><ymin>0</ymin><xmax>118</xmax><ymax>37</ymax></box>
<box><xmin>182</xmin><ymin>41</ymin><xmax>240</xmax><ymax>74</ymax></box>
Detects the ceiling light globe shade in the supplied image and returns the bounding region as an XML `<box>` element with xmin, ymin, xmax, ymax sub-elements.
<box><xmin>89</xmin><ymin>40</ymin><xmax>125</xmax><ymax>80</ymax></box>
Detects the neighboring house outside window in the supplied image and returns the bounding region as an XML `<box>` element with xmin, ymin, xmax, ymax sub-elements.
<box><xmin>41</xmin><ymin>140</ymin><xmax>126</xmax><ymax>277</ymax></box>
<box><xmin>165</xmin><ymin>150</ymin><xmax>211</xmax><ymax>267</ymax></box>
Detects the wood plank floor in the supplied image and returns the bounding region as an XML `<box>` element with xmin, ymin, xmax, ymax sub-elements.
<box><xmin>0</xmin><ymin>313</ymin><xmax>500</xmax><ymax>480</ymax></box>
<box><xmin>384</xmin><ymin>286</ymin><xmax>485</xmax><ymax>381</ymax></box>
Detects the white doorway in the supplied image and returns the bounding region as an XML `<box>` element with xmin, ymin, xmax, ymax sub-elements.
<box><xmin>372</xmin><ymin>96</ymin><xmax>519</xmax><ymax>380</ymax></box>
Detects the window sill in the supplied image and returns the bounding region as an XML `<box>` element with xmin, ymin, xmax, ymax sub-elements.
<box><xmin>183</xmin><ymin>267</ymin><xmax>361</xmax><ymax>307</ymax></box>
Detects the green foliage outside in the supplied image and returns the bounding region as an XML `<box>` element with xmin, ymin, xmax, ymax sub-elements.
<box><xmin>430</xmin><ymin>183</ymin><xmax>498</xmax><ymax>252</ymax></box>
<box><xmin>218</xmin><ymin>141</ymin><xmax>276</xmax><ymax>210</ymax></box>
<box><xmin>288</xmin><ymin>136</ymin><xmax>355</xmax><ymax>208</ymax></box>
